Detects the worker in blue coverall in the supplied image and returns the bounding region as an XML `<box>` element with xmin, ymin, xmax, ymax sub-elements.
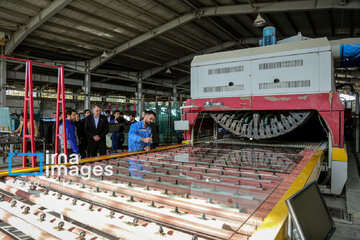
<box><xmin>128</xmin><ymin>110</ymin><xmax>156</xmax><ymax>178</ymax></box>
<box><xmin>128</xmin><ymin>110</ymin><xmax>156</xmax><ymax>152</ymax></box>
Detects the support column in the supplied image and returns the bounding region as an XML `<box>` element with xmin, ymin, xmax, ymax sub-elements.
<box><xmin>356</xmin><ymin>92</ymin><xmax>359</xmax><ymax>152</ymax></box>
<box><xmin>173</xmin><ymin>84</ymin><xmax>177</xmax><ymax>103</ymax></box>
<box><xmin>37</xmin><ymin>92</ymin><xmax>42</xmax><ymax>117</ymax></box>
<box><xmin>84</xmin><ymin>61</ymin><xmax>91</xmax><ymax>110</ymax></box>
<box><xmin>0</xmin><ymin>48</ymin><xmax>6</xmax><ymax>107</ymax></box>
<box><xmin>137</xmin><ymin>78</ymin><xmax>142</xmax><ymax>118</ymax></box>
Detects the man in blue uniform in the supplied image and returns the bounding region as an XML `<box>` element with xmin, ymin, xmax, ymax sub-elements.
<box><xmin>128</xmin><ymin>110</ymin><xmax>156</xmax><ymax>152</ymax></box>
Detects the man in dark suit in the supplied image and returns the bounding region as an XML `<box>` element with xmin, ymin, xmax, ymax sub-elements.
<box><xmin>129</xmin><ymin>114</ymin><xmax>137</xmax><ymax>124</ymax></box>
<box><xmin>105</xmin><ymin>110</ymin><xmax>115</xmax><ymax>123</ymax></box>
<box><xmin>84</xmin><ymin>104</ymin><xmax>109</xmax><ymax>157</ymax></box>
<box><xmin>110</xmin><ymin>110</ymin><xmax>127</xmax><ymax>152</ymax></box>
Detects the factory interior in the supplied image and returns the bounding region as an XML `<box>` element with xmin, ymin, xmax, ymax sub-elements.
<box><xmin>0</xmin><ymin>0</ymin><xmax>360</xmax><ymax>239</ymax></box>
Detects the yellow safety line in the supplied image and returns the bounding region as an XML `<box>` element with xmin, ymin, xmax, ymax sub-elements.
<box><xmin>250</xmin><ymin>148</ymin><xmax>324</xmax><ymax>240</ymax></box>
<box><xmin>0</xmin><ymin>144</ymin><xmax>185</xmax><ymax>178</ymax></box>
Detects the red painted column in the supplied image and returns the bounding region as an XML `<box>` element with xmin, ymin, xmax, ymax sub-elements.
<box><xmin>22</xmin><ymin>61</ymin><xmax>36</xmax><ymax>167</ymax></box>
<box><xmin>54</xmin><ymin>67</ymin><xmax>67</xmax><ymax>164</ymax></box>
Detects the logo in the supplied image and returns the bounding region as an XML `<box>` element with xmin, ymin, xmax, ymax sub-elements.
<box><xmin>44</xmin><ymin>152</ymin><xmax>113</xmax><ymax>180</ymax></box>
<box><xmin>8</xmin><ymin>151</ymin><xmax>43</xmax><ymax>176</ymax></box>
<box><xmin>203</xmin><ymin>101</ymin><xmax>224</xmax><ymax>107</ymax></box>
<box><xmin>8</xmin><ymin>150</ymin><xmax>113</xmax><ymax>179</ymax></box>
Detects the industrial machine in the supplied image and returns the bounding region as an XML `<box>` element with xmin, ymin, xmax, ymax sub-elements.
<box><xmin>0</xmin><ymin>32</ymin><xmax>358</xmax><ymax>240</ymax></box>
<box><xmin>184</xmin><ymin>35</ymin><xmax>351</xmax><ymax>196</ymax></box>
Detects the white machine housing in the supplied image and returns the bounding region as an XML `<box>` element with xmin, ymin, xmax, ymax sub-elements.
<box><xmin>191</xmin><ymin>37</ymin><xmax>334</xmax><ymax>99</ymax></box>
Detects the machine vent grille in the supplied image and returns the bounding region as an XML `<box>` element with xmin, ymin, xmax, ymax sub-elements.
<box><xmin>208</xmin><ymin>65</ymin><xmax>244</xmax><ymax>75</ymax></box>
<box><xmin>203</xmin><ymin>84</ymin><xmax>244</xmax><ymax>93</ymax></box>
<box><xmin>259</xmin><ymin>80</ymin><xmax>310</xmax><ymax>89</ymax></box>
<box><xmin>259</xmin><ymin>59</ymin><xmax>303</xmax><ymax>70</ymax></box>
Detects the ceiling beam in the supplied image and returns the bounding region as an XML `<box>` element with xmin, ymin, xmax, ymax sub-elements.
<box><xmin>89</xmin><ymin>0</ymin><xmax>360</xmax><ymax>70</ymax></box>
<box><xmin>5</xmin><ymin>0</ymin><xmax>72</xmax><ymax>55</ymax></box>
<box><xmin>35</xmin><ymin>29</ymin><xmax>111</xmax><ymax>51</ymax></box>
<box><xmin>94</xmin><ymin>69</ymin><xmax>138</xmax><ymax>80</ymax></box>
<box><xmin>11</xmin><ymin>64</ymin><xmax>23</xmax><ymax>72</ymax></box>
<box><xmin>89</xmin><ymin>12</ymin><xmax>197</xmax><ymax>70</ymax></box>
<box><xmin>22</xmin><ymin>39</ymin><xmax>94</xmax><ymax>58</ymax></box>
<box><xmin>176</xmin><ymin>77</ymin><xmax>191</xmax><ymax>87</ymax></box>
<box><xmin>6</xmin><ymin>70</ymin><xmax>173</xmax><ymax>96</ymax></box>
<box><xmin>141</xmin><ymin>38</ymin><xmax>258</xmax><ymax>79</ymax></box>
<box><xmin>2</xmin><ymin>55</ymin><xmax>187</xmax><ymax>92</ymax></box>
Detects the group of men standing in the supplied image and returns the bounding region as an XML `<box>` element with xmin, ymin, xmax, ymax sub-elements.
<box><xmin>58</xmin><ymin>105</ymin><xmax>108</xmax><ymax>157</ymax></box>
<box><xmin>58</xmin><ymin>104</ymin><xmax>158</xmax><ymax>158</ymax></box>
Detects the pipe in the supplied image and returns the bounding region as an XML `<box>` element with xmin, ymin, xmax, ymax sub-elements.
<box><xmin>330</xmin><ymin>38</ymin><xmax>360</xmax><ymax>68</ymax></box>
<box><xmin>330</xmin><ymin>38</ymin><xmax>360</xmax><ymax>59</ymax></box>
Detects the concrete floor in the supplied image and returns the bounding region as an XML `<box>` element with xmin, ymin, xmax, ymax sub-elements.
<box><xmin>327</xmin><ymin>141</ymin><xmax>360</xmax><ymax>240</ymax></box>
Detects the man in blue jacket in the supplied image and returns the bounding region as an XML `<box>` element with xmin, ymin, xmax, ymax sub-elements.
<box><xmin>110</xmin><ymin>110</ymin><xmax>126</xmax><ymax>152</ymax></box>
<box><xmin>59</xmin><ymin>109</ymin><xmax>80</xmax><ymax>157</ymax></box>
<box><xmin>128</xmin><ymin>110</ymin><xmax>156</xmax><ymax>152</ymax></box>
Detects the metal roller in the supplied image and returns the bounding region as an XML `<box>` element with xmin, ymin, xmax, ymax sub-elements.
<box><xmin>211</xmin><ymin>111</ymin><xmax>312</xmax><ymax>139</ymax></box>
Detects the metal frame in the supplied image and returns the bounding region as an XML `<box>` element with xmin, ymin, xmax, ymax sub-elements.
<box><xmin>183</xmin><ymin>93</ymin><xmax>345</xmax><ymax>148</ymax></box>
<box><xmin>54</xmin><ymin>66</ymin><xmax>67</xmax><ymax>164</ymax></box>
<box><xmin>250</xmin><ymin>147</ymin><xmax>325</xmax><ymax>240</ymax></box>
<box><xmin>22</xmin><ymin>61</ymin><xmax>36</xmax><ymax>167</ymax></box>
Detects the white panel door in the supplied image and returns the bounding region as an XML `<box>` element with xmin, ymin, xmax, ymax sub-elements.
<box><xmin>251</xmin><ymin>53</ymin><xmax>319</xmax><ymax>96</ymax></box>
<box><xmin>196</xmin><ymin>60</ymin><xmax>252</xmax><ymax>98</ymax></box>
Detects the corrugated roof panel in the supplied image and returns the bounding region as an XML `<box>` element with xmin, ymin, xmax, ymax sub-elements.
<box><xmin>71</xmin><ymin>0</ymin><xmax>149</xmax><ymax>32</ymax></box>
<box><xmin>182</xmin><ymin>22</ymin><xmax>220</xmax><ymax>46</ymax></box>
<box><xmin>0</xmin><ymin>8</ymin><xmax>29</xmax><ymax>24</ymax></box>
<box><xmin>40</xmin><ymin>21</ymin><xmax>120</xmax><ymax>49</ymax></box>
<box><xmin>21</xmin><ymin>0</ymin><xmax>50</xmax><ymax>10</ymax></box>
<box><xmin>309</xmin><ymin>10</ymin><xmax>332</xmax><ymax>36</ymax></box>
<box><xmin>332</xmin><ymin>9</ymin><xmax>352</xmax><ymax>35</ymax></box>
<box><xmin>162</xmin><ymin>0</ymin><xmax>195</xmax><ymax>14</ymax></box>
<box><xmin>106</xmin><ymin>0</ymin><xmax>165</xmax><ymax>27</ymax></box>
<box><xmin>23</xmin><ymin>37</ymin><xmax>97</xmax><ymax>57</ymax></box>
<box><xmin>288</xmin><ymin>11</ymin><xmax>315</xmax><ymax>37</ymax></box>
<box><xmin>1</xmin><ymin>1</ymin><xmax>39</xmax><ymax>17</ymax></box>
